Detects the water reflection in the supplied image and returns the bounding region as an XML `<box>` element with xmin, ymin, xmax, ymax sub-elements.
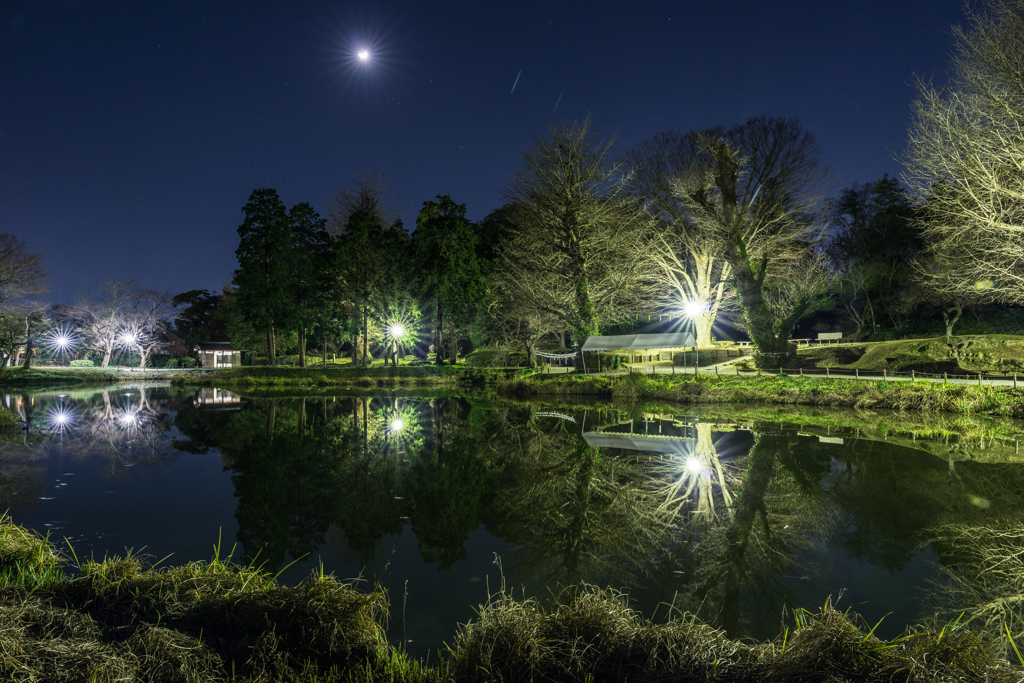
<box><xmin>1</xmin><ymin>388</ymin><xmax>1022</xmax><ymax>657</ymax></box>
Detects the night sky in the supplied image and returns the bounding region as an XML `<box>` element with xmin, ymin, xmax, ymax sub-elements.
<box><xmin>2</xmin><ymin>0</ymin><xmax>966</xmax><ymax>303</ymax></box>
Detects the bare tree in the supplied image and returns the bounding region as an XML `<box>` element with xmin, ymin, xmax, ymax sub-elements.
<box><xmin>905</xmin><ymin>0</ymin><xmax>1024</xmax><ymax>306</ymax></box>
<box><xmin>628</xmin><ymin>133</ymin><xmax>734</xmax><ymax>347</ymax></box>
<box><xmin>326</xmin><ymin>171</ymin><xmax>399</xmax><ymax>237</ymax></box>
<box><xmin>486</xmin><ymin>264</ymin><xmax>563</xmax><ymax>367</ymax></box>
<box><xmin>73</xmin><ymin>281</ymin><xmax>137</xmax><ymax>367</ymax></box>
<box><xmin>119</xmin><ymin>288</ymin><xmax>173</xmax><ymax>368</ymax></box>
<box><xmin>501</xmin><ymin>119</ymin><xmax>658</xmax><ymax>348</ymax></box>
<box><xmin>0</xmin><ymin>234</ymin><xmax>48</xmax><ymax>309</ymax></box>
<box><xmin>0</xmin><ymin>235</ymin><xmax>49</xmax><ymax>373</ymax></box>
<box><xmin>665</xmin><ymin>116</ymin><xmax>833</xmax><ymax>366</ymax></box>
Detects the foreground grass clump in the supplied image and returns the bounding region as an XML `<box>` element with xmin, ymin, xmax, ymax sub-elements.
<box><xmin>453</xmin><ymin>585</ymin><xmax>1018</xmax><ymax>683</ymax></box>
<box><xmin>0</xmin><ymin>519</ymin><xmax>425</xmax><ymax>682</ymax></box>
<box><xmin>498</xmin><ymin>371</ymin><xmax>1024</xmax><ymax>418</ymax></box>
<box><xmin>0</xmin><ymin>518</ymin><xmax>1017</xmax><ymax>681</ymax></box>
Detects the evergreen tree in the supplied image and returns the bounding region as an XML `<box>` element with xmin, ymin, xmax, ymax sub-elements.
<box><xmin>234</xmin><ymin>189</ymin><xmax>291</xmax><ymax>365</ymax></box>
<box><xmin>413</xmin><ymin>195</ymin><xmax>485</xmax><ymax>364</ymax></box>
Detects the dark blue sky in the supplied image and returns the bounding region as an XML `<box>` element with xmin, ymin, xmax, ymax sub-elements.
<box><xmin>1</xmin><ymin>0</ymin><xmax>966</xmax><ymax>303</ymax></box>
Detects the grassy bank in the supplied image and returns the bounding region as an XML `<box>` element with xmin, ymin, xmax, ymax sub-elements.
<box><xmin>0</xmin><ymin>366</ymin><xmax>188</xmax><ymax>388</ymax></box>
<box><xmin>498</xmin><ymin>371</ymin><xmax>1024</xmax><ymax>419</ymax></box>
<box><xmin>0</xmin><ymin>518</ymin><xmax>1017</xmax><ymax>682</ymax></box>
<box><xmin>797</xmin><ymin>334</ymin><xmax>1024</xmax><ymax>373</ymax></box>
<box><xmin>171</xmin><ymin>365</ymin><xmax>525</xmax><ymax>390</ymax></box>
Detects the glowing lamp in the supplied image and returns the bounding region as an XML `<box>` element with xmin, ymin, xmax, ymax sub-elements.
<box><xmin>390</xmin><ymin>418</ymin><xmax>405</xmax><ymax>433</ymax></box>
<box><xmin>389</xmin><ymin>325</ymin><xmax>405</xmax><ymax>338</ymax></box>
<box><xmin>685</xmin><ymin>457</ymin><xmax>703</xmax><ymax>474</ymax></box>
<box><xmin>684</xmin><ymin>301</ymin><xmax>704</xmax><ymax>318</ymax></box>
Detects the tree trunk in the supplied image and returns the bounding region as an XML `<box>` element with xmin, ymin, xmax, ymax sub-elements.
<box><xmin>21</xmin><ymin>347</ymin><xmax>33</xmax><ymax>369</ymax></box>
<box><xmin>266</xmin><ymin>400</ymin><xmax>276</xmax><ymax>437</ymax></box>
<box><xmin>267</xmin><ymin>325</ymin><xmax>276</xmax><ymax>366</ymax></box>
<box><xmin>298</xmin><ymin>328</ymin><xmax>306</xmax><ymax>368</ymax></box>
<box><xmin>362</xmin><ymin>306</ymin><xmax>369</xmax><ymax>367</ymax></box>
<box><xmin>943</xmin><ymin>301</ymin><xmax>963</xmax><ymax>342</ymax></box>
<box><xmin>695</xmin><ymin>316</ymin><xmax>713</xmax><ymax>348</ymax></box>
<box><xmin>435</xmin><ymin>299</ymin><xmax>444</xmax><ymax>366</ymax></box>
<box><xmin>572</xmin><ymin>278</ymin><xmax>597</xmax><ymax>347</ymax></box>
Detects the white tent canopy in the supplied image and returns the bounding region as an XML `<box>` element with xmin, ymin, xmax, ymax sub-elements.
<box><xmin>582</xmin><ymin>432</ymin><xmax>695</xmax><ymax>453</ymax></box>
<box><xmin>581</xmin><ymin>332</ymin><xmax>695</xmax><ymax>352</ymax></box>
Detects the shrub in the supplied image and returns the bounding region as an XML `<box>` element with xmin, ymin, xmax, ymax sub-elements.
<box><xmin>465</xmin><ymin>349</ymin><xmax>530</xmax><ymax>368</ymax></box>
<box><xmin>179</xmin><ymin>357</ymin><xmax>197</xmax><ymax>368</ymax></box>
<box><xmin>0</xmin><ymin>409</ymin><xmax>18</xmax><ymax>439</ymax></box>
<box><xmin>69</xmin><ymin>360</ymin><xmax>94</xmax><ymax>367</ymax></box>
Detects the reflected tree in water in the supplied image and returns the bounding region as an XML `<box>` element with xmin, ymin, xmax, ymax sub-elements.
<box><xmin>408</xmin><ymin>400</ymin><xmax>492</xmax><ymax>569</ymax></box>
<box><xmin>929</xmin><ymin>520</ymin><xmax>1024</xmax><ymax>661</ymax></box>
<box><xmin>663</xmin><ymin>430</ymin><xmax>836</xmax><ymax>638</ymax></box>
<box><xmin>487</xmin><ymin>408</ymin><xmax>677</xmax><ymax>586</ymax></box>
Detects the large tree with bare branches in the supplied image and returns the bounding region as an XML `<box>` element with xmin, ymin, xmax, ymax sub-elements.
<box><xmin>905</xmin><ymin>0</ymin><xmax>1024</xmax><ymax>308</ymax></box>
<box><xmin>0</xmin><ymin>234</ymin><xmax>49</xmax><ymax>373</ymax></box>
<box><xmin>0</xmin><ymin>234</ymin><xmax>48</xmax><ymax>309</ymax></box>
<box><xmin>628</xmin><ymin>133</ymin><xmax>733</xmax><ymax>347</ymax></box>
<box><xmin>663</xmin><ymin>116</ymin><xmax>832</xmax><ymax>366</ymax></box>
<box><xmin>74</xmin><ymin>280</ymin><xmax>141</xmax><ymax>367</ymax></box>
<box><xmin>501</xmin><ymin>119</ymin><xmax>657</xmax><ymax>348</ymax></box>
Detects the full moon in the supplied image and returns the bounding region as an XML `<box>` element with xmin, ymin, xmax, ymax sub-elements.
<box><xmin>357</xmin><ymin>50</ymin><xmax>369</xmax><ymax>61</ymax></box>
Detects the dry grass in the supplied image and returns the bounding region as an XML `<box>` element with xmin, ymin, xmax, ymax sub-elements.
<box><xmin>0</xmin><ymin>517</ymin><xmax>1016</xmax><ymax>682</ymax></box>
<box><xmin>452</xmin><ymin>586</ymin><xmax>1020</xmax><ymax>683</ymax></box>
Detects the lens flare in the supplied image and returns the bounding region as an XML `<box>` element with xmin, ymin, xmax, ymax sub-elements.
<box><xmin>45</xmin><ymin>405</ymin><xmax>77</xmax><ymax>434</ymax></box>
<box><xmin>684</xmin><ymin>300</ymin><xmax>705</xmax><ymax>317</ymax></box>
<box><xmin>42</xmin><ymin>325</ymin><xmax>80</xmax><ymax>356</ymax></box>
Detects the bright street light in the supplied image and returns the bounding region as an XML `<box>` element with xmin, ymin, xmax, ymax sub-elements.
<box><xmin>684</xmin><ymin>300</ymin><xmax>705</xmax><ymax>318</ymax></box>
<box><xmin>389</xmin><ymin>418</ymin><xmax>405</xmax><ymax>433</ymax></box>
<box><xmin>389</xmin><ymin>325</ymin><xmax>405</xmax><ymax>338</ymax></box>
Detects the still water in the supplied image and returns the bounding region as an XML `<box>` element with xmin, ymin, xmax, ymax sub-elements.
<box><xmin>2</xmin><ymin>386</ymin><xmax>1022</xmax><ymax>659</ymax></box>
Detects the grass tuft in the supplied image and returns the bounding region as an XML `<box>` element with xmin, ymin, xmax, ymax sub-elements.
<box><xmin>0</xmin><ymin>517</ymin><xmax>1016</xmax><ymax>681</ymax></box>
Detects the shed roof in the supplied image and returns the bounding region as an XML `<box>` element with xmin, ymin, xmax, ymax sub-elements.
<box><xmin>194</xmin><ymin>342</ymin><xmax>243</xmax><ymax>351</ymax></box>
<box><xmin>581</xmin><ymin>332</ymin><xmax>695</xmax><ymax>351</ymax></box>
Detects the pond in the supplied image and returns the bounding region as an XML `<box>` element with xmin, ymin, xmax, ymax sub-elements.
<box><xmin>2</xmin><ymin>385</ymin><xmax>1022</xmax><ymax>660</ymax></box>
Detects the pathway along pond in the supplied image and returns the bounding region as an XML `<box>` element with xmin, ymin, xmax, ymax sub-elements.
<box><xmin>2</xmin><ymin>385</ymin><xmax>1023</xmax><ymax>660</ymax></box>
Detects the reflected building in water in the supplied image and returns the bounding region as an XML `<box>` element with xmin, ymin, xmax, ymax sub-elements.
<box><xmin>192</xmin><ymin>387</ymin><xmax>243</xmax><ymax>409</ymax></box>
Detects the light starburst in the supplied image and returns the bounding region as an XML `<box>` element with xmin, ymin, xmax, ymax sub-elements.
<box><xmin>42</xmin><ymin>325</ymin><xmax>80</xmax><ymax>357</ymax></box>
